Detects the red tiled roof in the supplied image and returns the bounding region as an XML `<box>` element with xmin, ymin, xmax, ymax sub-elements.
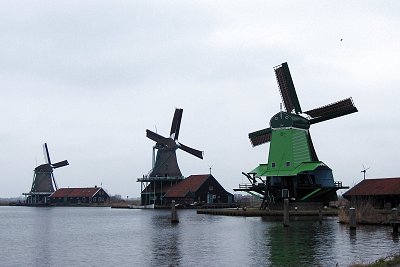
<box><xmin>164</xmin><ymin>174</ymin><xmax>210</xmax><ymax>198</ymax></box>
<box><xmin>50</xmin><ymin>187</ymin><xmax>101</xmax><ymax>198</ymax></box>
<box><xmin>343</xmin><ymin>178</ymin><xmax>400</xmax><ymax>196</ymax></box>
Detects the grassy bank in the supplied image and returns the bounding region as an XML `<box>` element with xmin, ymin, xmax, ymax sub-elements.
<box><xmin>338</xmin><ymin>202</ymin><xmax>394</xmax><ymax>225</ymax></box>
<box><xmin>351</xmin><ymin>254</ymin><xmax>400</xmax><ymax>267</ymax></box>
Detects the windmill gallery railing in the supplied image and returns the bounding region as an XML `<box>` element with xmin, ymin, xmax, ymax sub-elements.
<box><xmin>239</xmin><ymin>181</ymin><xmax>345</xmax><ymax>190</ymax></box>
<box><xmin>238</xmin><ymin>183</ymin><xmax>254</xmax><ymax>189</ymax></box>
<box><xmin>137</xmin><ymin>175</ymin><xmax>184</xmax><ymax>182</ymax></box>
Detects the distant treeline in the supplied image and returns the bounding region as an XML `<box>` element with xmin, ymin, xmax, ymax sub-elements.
<box><xmin>0</xmin><ymin>197</ymin><xmax>23</xmax><ymax>206</ymax></box>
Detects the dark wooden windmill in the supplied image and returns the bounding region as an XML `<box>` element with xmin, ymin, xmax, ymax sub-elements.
<box><xmin>23</xmin><ymin>143</ymin><xmax>69</xmax><ymax>205</ymax></box>
<box><xmin>138</xmin><ymin>108</ymin><xmax>203</xmax><ymax>205</ymax></box>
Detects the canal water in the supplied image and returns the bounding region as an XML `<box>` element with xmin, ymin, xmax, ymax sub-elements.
<box><xmin>1</xmin><ymin>206</ymin><xmax>399</xmax><ymax>267</ymax></box>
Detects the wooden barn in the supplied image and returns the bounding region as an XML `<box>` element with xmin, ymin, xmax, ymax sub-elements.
<box><xmin>49</xmin><ymin>186</ymin><xmax>110</xmax><ymax>205</ymax></box>
<box><xmin>163</xmin><ymin>174</ymin><xmax>234</xmax><ymax>206</ymax></box>
<box><xmin>343</xmin><ymin>178</ymin><xmax>400</xmax><ymax>208</ymax></box>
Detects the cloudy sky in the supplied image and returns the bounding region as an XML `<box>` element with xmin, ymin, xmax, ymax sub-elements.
<box><xmin>1</xmin><ymin>1</ymin><xmax>399</xmax><ymax>198</ymax></box>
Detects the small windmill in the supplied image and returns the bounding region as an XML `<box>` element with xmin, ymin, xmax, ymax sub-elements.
<box><xmin>361</xmin><ymin>165</ymin><xmax>370</xmax><ymax>180</ymax></box>
<box><xmin>139</xmin><ymin>108</ymin><xmax>203</xmax><ymax>205</ymax></box>
<box><xmin>236</xmin><ymin>62</ymin><xmax>357</xmax><ymax>206</ymax></box>
<box><xmin>24</xmin><ymin>143</ymin><xmax>69</xmax><ymax>205</ymax></box>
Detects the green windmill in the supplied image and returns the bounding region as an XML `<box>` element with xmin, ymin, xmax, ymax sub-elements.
<box><xmin>236</xmin><ymin>62</ymin><xmax>357</xmax><ymax>207</ymax></box>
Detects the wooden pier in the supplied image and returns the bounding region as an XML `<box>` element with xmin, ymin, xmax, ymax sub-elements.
<box><xmin>197</xmin><ymin>208</ymin><xmax>338</xmax><ymax>217</ymax></box>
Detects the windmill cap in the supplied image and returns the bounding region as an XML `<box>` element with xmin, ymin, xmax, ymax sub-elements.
<box><xmin>34</xmin><ymin>163</ymin><xmax>53</xmax><ymax>172</ymax></box>
<box><xmin>270</xmin><ymin>112</ymin><xmax>310</xmax><ymax>129</ymax></box>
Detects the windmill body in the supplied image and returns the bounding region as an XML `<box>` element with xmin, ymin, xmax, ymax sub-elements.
<box><xmin>30</xmin><ymin>164</ymin><xmax>55</xmax><ymax>193</ymax></box>
<box><xmin>150</xmin><ymin>144</ymin><xmax>182</xmax><ymax>177</ymax></box>
<box><xmin>23</xmin><ymin>143</ymin><xmax>69</xmax><ymax>205</ymax></box>
<box><xmin>137</xmin><ymin>108</ymin><xmax>203</xmax><ymax>205</ymax></box>
<box><xmin>235</xmin><ymin>62</ymin><xmax>357</xmax><ymax>207</ymax></box>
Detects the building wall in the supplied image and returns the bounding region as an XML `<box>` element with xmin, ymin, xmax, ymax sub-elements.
<box><xmin>93</xmin><ymin>189</ymin><xmax>110</xmax><ymax>203</ymax></box>
<box><xmin>195</xmin><ymin>176</ymin><xmax>232</xmax><ymax>204</ymax></box>
<box><xmin>163</xmin><ymin>175</ymin><xmax>234</xmax><ymax>205</ymax></box>
<box><xmin>346</xmin><ymin>195</ymin><xmax>400</xmax><ymax>209</ymax></box>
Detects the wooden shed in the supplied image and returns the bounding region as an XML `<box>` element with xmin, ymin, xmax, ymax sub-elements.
<box><xmin>49</xmin><ymin>186</ymin><xmax>110</xmax><ymax>205</ymax></box>
<box><xmin>343</xmin><ymin>178</ymin><xmax>400</xmax><ymax>208</ymax></box>
<box><xmin>163</xmin><ymin>174</ymin><xmax>233</xmax><ymax>206</ymax></box>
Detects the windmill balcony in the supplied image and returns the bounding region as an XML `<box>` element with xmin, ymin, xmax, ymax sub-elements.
<box><xmin>137</xmin><ymin>175</ymin><xmax>184</xmax><ymax>182</ymax></box>
<box><xmin>238</xmin><ymin>183</ymin><xmax>254</xmax><ymax>189</ymax></box>
<box><xmin>334</xmin><ymin>181</ymin><xmax>343</xmax><ymax>188</ymax></box>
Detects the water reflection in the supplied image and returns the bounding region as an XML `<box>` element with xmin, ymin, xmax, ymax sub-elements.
<box><xmin>349</xmin><ymin>229</ymin><xmax>357</xmax><ymax>245</ymax></box>
<box><xmin>392</xmin><ymin>233</ymin><xmax>399</xmax><ymax>243</ymax></box>
<box><xmin>267</xmin><ymin>221</ymin><xmax>321</xmax><ymax>266</ymax></box>
<box><xmin>29</xmin><ymin>207</ymin><xmax>55</xmax><ymax>267</ymax></box>
<box><xmin>259</xmin><ymin>217</ymin><xmax>346</xmax><ymax>266</ymax></box>
<box><xmin>150</xmin><ymin>212</ymin><xmax>182</xmax><ymax>266</ymax></box>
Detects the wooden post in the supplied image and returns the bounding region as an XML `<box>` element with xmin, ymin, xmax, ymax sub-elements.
<box><xmin>283</xmin><ymin>199</ymin><xmax>289</xmax><ymax>227</ymax></box>
<box><xmin>349</xmin><ymin>207</ymin><xmax>356</xmax><ymax>230</ymax></box>
<box><xmin>392</xmin><ymin>208</ymin><xmax>398</xmax><ymax>234</ymax></box>
<box><xmin>318</xmin><ymin>208</ymin><xmax>323</xmax><ymax>224</ymax></box>
<box><xmin>171</xmin><ymin>200</ymin><xmax>179</xmax><ymax>223</ymax></box>
<box><xmin>392</xmin><ymin>208</ymin><xmax>399</xmax><ymax>220</ymax></box>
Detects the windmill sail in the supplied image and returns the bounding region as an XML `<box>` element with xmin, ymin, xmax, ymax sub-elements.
<box><xmin>274</xmin><ymin>62</ymin><xmax>302</xmax><ymax>114</ymax></box>
<box><xmin>249</xmin><ymin>128</ymin><xmax>272</xmax><ymax>147</ymax></box>
<box><xmin>170</xmin><ymin>108</ymin><xmax>183</xmax><ymax>140</ymax></box>
<box><xmin>51</xmin><ymin>160</ymin><xmax>69</xmax><ymax>169</ymax></box>
<box><xmin>305</xmin><ymin>97</ymin><xmax>358</xmax><ymax>124</ymax></box>
<box><xmin>43</xmin><ymin>143</ymin><xmax>51</xmax><ymax>164</ymax></box>
<box><xmin>51</xmin><ymin>173</ymin><xmax>58</xmax><ymax>190</ymax></box>
<box><xmin>178</xmin><ymin>142</ymin><xmax>203</xmax><ymax>159</ymax></box>
<box><xmin>146</xmin><ymin>129</ymin><xmax>169</xmax><ymax>145</ymax></box>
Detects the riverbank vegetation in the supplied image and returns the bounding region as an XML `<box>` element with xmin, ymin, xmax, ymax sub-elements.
<box><xmin>351</xmin><ymin>254</ymin><xmax>400</xmax><ymax>267</ymax></box>
<box><xmin>0</xmin><ymin>198</ymin><xmax>22</xmax><ymax>206</ymax></box>
<box><xmin>338</xmin><ymin>201</ymin><xmax>393</xmax><ymax>225</ymax></box>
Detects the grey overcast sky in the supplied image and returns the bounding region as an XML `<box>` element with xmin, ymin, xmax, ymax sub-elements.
<box><xmin>1</xmin><ymin>1</ymin><xmax>399</xmax><ymax>198</ymax></box>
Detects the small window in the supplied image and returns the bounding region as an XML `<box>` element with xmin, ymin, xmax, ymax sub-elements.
<box><xmin>286</xmin><ymin>161</ymin><xmax>291</xmax><ymax>167</ymax></box>
<box><xmin>93</xmin><ymin>197</ymin><xmax>97</xmax><ymax>202</ymax></box>
<box><xmin>271</xmin><ymin>162</ymin><xmax>276</xmax><ymax>168</ymax></box>
<box><xmin>209</xmin><ymin>186</ymin><xmax>213</xmax><ymax>191</ymax></box>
